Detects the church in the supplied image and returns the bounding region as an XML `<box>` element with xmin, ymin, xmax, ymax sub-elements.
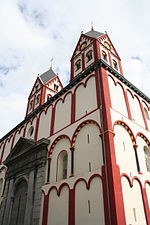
<box><xmin>0</xmin><ymin>27</ymin><xmax>150</xmax><ymax>225</ymax></box>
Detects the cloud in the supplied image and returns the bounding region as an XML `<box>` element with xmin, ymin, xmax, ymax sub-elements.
<box><xmin>0</xmin><ymin>0</ymin><xmax>150</xmax><ymax>137</ymax></box>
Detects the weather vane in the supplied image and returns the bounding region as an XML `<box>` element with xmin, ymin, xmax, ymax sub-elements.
<box><xmin>50</xmin><ymin>57</ymin><xmax>54</xmax><ymax>69</ymax></box>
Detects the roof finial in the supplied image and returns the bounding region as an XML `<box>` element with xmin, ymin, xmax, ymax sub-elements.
<box><xmin>91</xmin><ymin>21</ymin><xmax>94</xmax><ymax>31</ymax></box>
<box><xmin>50</xmin><ymin>57</ymin><xmax>54</xmax><ymax>69</ymax></box>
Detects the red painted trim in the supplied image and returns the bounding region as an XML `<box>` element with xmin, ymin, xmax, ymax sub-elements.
<box><xmin>121</xmin><ymin>174</ymin><xmax>150</xmax><ymax>224</ymax></box>
<box><xmin>34</xmin><ymin>117</ymin><xmax>40</xmax><ymax>141</ymax></box>
<box><xmin>71</xmin><ymin>119</ymin><xmax>102</xmax><ymax>147</ymax></box>
<box><xmin>123</xmin><ymin>89</ymin><xmax>132</xmax><ymax>120</ymax></box>
<box><xmin>50</xmin><ymin>107</ymin><xmax>55</xmax><ymax>136</ymax></box>
<box><xmin>33</xmin><ymin>94</ymin><xmax>36</xmax><ymax>111</ymax></box>
<box><xmin>108</xmin><ymin>52</ymin><xmax>112</xmax><ymax>67</ymax></box>
<box><xmin>0</xmin><ymin>142</ymin><xmax>6</xmax><ymax>164</ymax></box>
<box><xmin>113</xmin><ymin>120</ymin><xmax>136</xmax><ymax>144</ymax></box>
<box><xmin>49</xmin><ymin>135</ymin><xmax>71</xmax><ymax>156</ymax></box>
<box><xmin>142</xmin><ymin>188</ymin><xmax>150</xmax><ymax>224</ymax></box>
<box><xmin>82</xmin><ymin>53</ymin><xmax>85</xmax><ymax>71</ymax></box>
<box><xmin>41</xmin><ymin>86</ymin><xmax>46</xmax><ymax>105</ymax></box>
<box><xmin>136</xmin><ymin>132</ymin><xmax>150</xmax><ymax>146</ymax></box>
<box><xmin>139</xmin><ymin>100</ymin><xmax>149</xmax><ymax>131</ymax></box>
<box><xmin>42</xmin><ymin>194</ymin><xmax>49</xmax><ymax>225</ymax></box>
<box><xmin>99</xmin><ymin>66</ymin><xmax>126</xmax><ymax>225</ymax></box>
<box><xmin>102</xmin><ymin>166</ymin><xmax>109</xmax><ymax>225</ymax></box>
<box><xmin>70</xmin><ymin>59</ymin><xmax>74</xmax><ymax>82</ymax></box>
<box><xmin>26</xmin><ymin>96</ymin><xmax>30</xmax><ymax>117</ymax></box>
<box><xmin>69</xmin><ymin>189</ymin><xmax>75</xmax><ymax>225</ymax></box>
<box><xmin>105</xmin><ymin>33</ymin><xmax>120</xmax><ymax>59</ymax></box>
<box><xmin>118</xmin><ymin>59</ymin><xmax>124</xmax><ymax>76</ymax></box>
<box><xmin>50</xmin><ymin>108</ymin><xmax>98</xmax><ymax>138</ymax></box>
<box><xmin>95</xmin><ymin>70</ymin><xmax>100</xmax><ymax>108</ymax></box>
<box><xmin>71</xmin><ymin>93</ymin><xmax>75</xmax><ymax>124</ymax></box>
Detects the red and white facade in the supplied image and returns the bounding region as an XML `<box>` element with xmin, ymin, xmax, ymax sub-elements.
<box><xmin>0</xmin><ymin>29</ymin><xmax>150</xmax><ymax>225</ymax></box>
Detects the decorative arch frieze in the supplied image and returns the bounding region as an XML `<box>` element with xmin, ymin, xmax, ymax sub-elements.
<box><xmin>136</xmin><ymin>133</ymin><xmax>150</xmax><ymax>147</ymax></box>
<box><xmin>71</xmin><ymin>120</ymin><xmax>101</xmax><ymax>148</ymax></box>
<box><xmin>114</xmin><ymin>121</ymin><xmax>136</xmax><ymax>145</ymax></box>
<box><xmin>49</xmin><ymin>135</ymin><xmax>71</xmax><ymax>158</ymax></box>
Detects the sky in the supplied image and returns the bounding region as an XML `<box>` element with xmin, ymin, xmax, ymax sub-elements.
<box><xmin>0</xmin><ymin>0</ymin><xmax>150</xmax><ymax>138</ymax></box>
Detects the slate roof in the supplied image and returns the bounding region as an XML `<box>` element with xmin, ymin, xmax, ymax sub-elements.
<box><xmin>40</xmin><ymin>68</ymin><xmax>57</xmax><ymax>84</ymax></box>
<box><xmin>84</xmin><ymin>30</ymin><xmax>104</xmax><ymax>39</ymax></box>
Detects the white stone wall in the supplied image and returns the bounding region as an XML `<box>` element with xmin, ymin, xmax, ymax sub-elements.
<box><xmin>75</xmin><ymin>177</ymin><xmax>105</xmax><ymax>225</ymax></box>
<box><xmin>47</xmin><ymin>186</ymin><xmax>69</xmax><ymax>225</ymax></box>
<box><xmin>121</xmin><ymin>177</ymin><xmax>147</xmax><ymax>225</ymax></box>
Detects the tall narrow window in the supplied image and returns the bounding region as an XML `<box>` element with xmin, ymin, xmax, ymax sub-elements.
<box><xmin>102</xmin><ymin>51</ymin><xmax>108</xmax><ymax>61</ymax></box>
<box><xmin>87</xmin><ymin>134</ymin><xmax>90</xmax><ymax>144</ymax></box>
<box><xmin>88</xmin><ymin>200</ymin><xmax>91</xmax><ymax>214</ymax></box>
<box><xmin>75</xmin><ymin>59</ymin><xmax>81</xmax><ymax>71</ymax></box>
<box><xmin>86</xmin><ymin>50</ymin><xmax>93</xmax><ymax>62</ymax></box>
<box><xmin>57</xmin><ymin>151</ymin><xmax>68</xmax><ymax>181</ymax></box>
<box><xmin>54</xmin><ymin>84</ymin><xmax>58</xmax><ymax>91</ymax></box>
<box><xmin>36</xmin><ymin>94</ymin><xmax>40</xmax><ymax>105</ymax></box>
<box><xmin>144</xmin><ymin>146</ymin><xmax>150</xmax><ymax>172</ymax></box>
<box><xmin>144</xmin><ymin>107</ymin><xmax>150</xmax><ymax>120</ymax></box>
<box><xmin>63</xmin><ymin>154</ymin><xmax>68</xmax><ymax>179</ymax></box>
<box><xmin>113</xmin><ymin>60</ymin><xmax>118</xmax><ymax>70</ymax></box>
<box><xmin>29</xmin><ymin>100</ymin><xmax>33</xmax><ymax>110</ymax></box>
<box><xmin>133</xmin><ymin>208</ymin><xmax>137</xmax><ymax>222</ymax></box>
<box><xmin>123</xmin><ymin>141</ymin><xmax>126</xmax><ymax>152</ymax></box>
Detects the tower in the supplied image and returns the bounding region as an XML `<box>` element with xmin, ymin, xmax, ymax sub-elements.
<box><xmin>0</xmin><ymin>28</ymin><xmax>150</xmax><ymax>225</ymax></box>
<box><xmin>26</xmin><ymin>67</ymin><xmax>63</xmax><ymax>117</ymax></box>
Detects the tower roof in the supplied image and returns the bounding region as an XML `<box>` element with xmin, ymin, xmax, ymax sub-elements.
<box><xmin>40</xmin><ymin>67</ymin><xmax>57</xmax><ymax>84</ymax></box>
<box><xmin>84</xmin><ymin>30</ymin><xmax>104</xmax><ymax>39</ymax></box>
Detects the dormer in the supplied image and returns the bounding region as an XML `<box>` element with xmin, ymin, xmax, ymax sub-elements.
<box><xmin>26</xmin><ymin>68</ymin><xmax>63</xmax><ymax>117</ymax></box>
<box><xmin>70</xmin><ymin>29</ymin><xmax>124</xmax><ymax>81</ymax></box>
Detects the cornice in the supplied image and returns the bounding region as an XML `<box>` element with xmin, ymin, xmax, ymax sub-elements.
<box><xmin>1</xmin><ymin>59</ymin><xmax>150</xmax><ymax>143</ymax></box>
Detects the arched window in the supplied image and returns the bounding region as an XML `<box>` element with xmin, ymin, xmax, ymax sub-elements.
<box><xmin>102</xmin><ymin>51</ymin><xmax>108</xmax><ymax>61</ymax></box>
<box><xmin>57</xmin><ymin>151</ymin><xmax>68</xmax><ymax>181</ymax></box>
<box><xmin>113</xmin><ymin>59</ymin><xmax>118</xmax><ymax>70</ymax></box>
<box><xmin>144</xmin><ymin>146</ymin><xmax>150</xmax><ymax>172</ymax></box>
<box><xmin>36</xmin><ymin>94</ymin><xmax>40</xmax><ymax>105</ymax></box>
<box><xmin>75</xmin><ymin>59</ymin><xmax>81</xmax><ymax>71</ymax></box>
<box><xmin>10</xmin><ymin>180</ymin><xmax>28</xmax><ymax>225</ymax></box>
<box><xmin>29</xmin><ymin>100</ymin><xmax>33</xmax><ymax>110</ymax></box>
<box><xmin>144</xmin><ymin>107</ymin><xmax>150</xmax><ymax>120</ymax></box>
<box><xmin>86</xmin><ymin>50</ymin><xmax>93</xmax><ymax>62</ymax></box>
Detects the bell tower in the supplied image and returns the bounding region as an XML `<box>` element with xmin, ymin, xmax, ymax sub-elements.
<box><xmin>26</xmin><ymin>67</ymin><xmax>63</xmax><ymax>117</ymax></box>
<box><xmin>70</xmin><ymin>28</ymin><xmax>123</xmax><ymax>82</ymax></box>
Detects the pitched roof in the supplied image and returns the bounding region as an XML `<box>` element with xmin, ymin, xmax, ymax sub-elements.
<box><xmin>84</xmin><ymin>30</ymin><xmax>104</xmax><ymax>39</ymax></box>
<box><xmin>40</xmin><ymin>67</ymin><xmax>57</xmax><ymax>84</ymax></box>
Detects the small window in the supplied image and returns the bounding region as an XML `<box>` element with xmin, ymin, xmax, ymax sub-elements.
<box><xmin>144</xmin><ymin>107</ymin><xmax>150</xmax><ymax>120</ymax></box>
<box><xmin>144</xmin><ymin>146</ymin><xmax>150</xmax><ymax>172</ymax></box>
<box><xmin>113</xmin><ymin>60</ymin><xmax>118</xmax><ymax>70</ymax></box>
<box><xmin>54</xmin><ymin>84</ymin><xmax>58</xmax><ymax>91</ymax></box>
<box><xmin>47</xmin><ymin>94</ymin><xmax>51</xmax><ymax>101</ymax></box>
<box><xmin>36</xmin><ymin>94</ymin><xmax>40</xmax><ymax>105</ymax></box>
<box><xmin>35</xmin><ymin>84</ymin><xmax>39</xmax><ymax>90</ymax></box>
<box><xmin>27</xmin><ymin>126</ymin><xmax>34</xmax><ymax>138</ymax></box>
<box><xmin>102</xmin><ymin>51</ymin><xmax>108</xmax><ymax>61</ymax></box>
<box><xmin>57</xmin><ymin>151</ymin><xmax>68</xmax><ymax>181</ymax></box>
<box><xmin>63</xmin><ymin>154</ymin><xmax>68</xmax><ymax>179</ymax></box>
<box><xmin>86</xmin><ymin>50</ymin><xmax>93</xmax><ymax>62</ymax></box>
<box><xmin>29</xmin><ymin>100</ymin><xmax>33</xmax><ymax>110</ymax></box>
<box><xmin>75</xmin><ymin>59</ymin><xmax>81</xmax><ymax>71</ymax></box>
